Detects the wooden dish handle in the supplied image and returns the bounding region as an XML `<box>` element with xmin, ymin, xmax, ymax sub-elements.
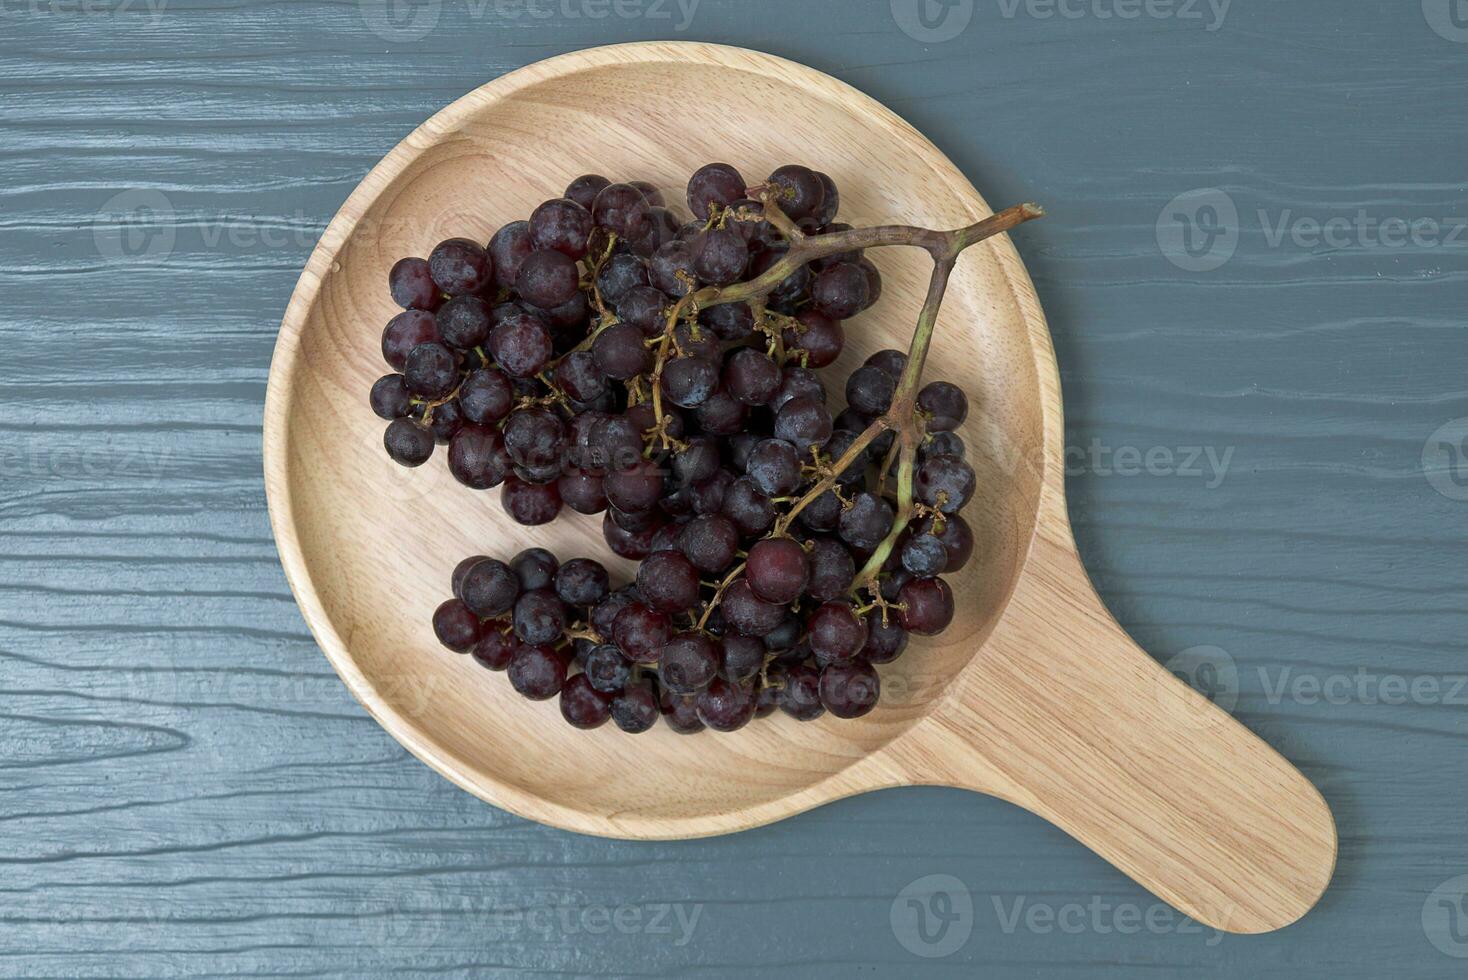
<box><xmin>901</xmin><ymin>531</ymin><xmax>1337</xmax><ymax>934</ymax></box>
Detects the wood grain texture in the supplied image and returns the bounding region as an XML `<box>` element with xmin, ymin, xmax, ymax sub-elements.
<box><xmin>0</xmin><ymin>0</ymin><xmax>1463</xmax><ymax>975</ymax></box>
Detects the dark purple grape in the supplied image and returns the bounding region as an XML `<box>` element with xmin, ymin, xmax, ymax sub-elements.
<box><xmin>796</xmin><ymin>488</ymin><xmax>843</xmax><ymax>534</ymax></box>
<box><xmin>427</xmin><ymin>397</ymin><xmax>464</xmax><ymax>444</ymax></box>
<box><xmin>501</xmin><ymin>477</ymin><xmax>562</xmax><ymax>525</ymax></box>
<box><xmin>661</xmin><ymin>690</ymin><xmax>705</xmax><ymax>734</ymax></box>
<box><xmin>727</xmin><ymin>433</ymin><xmax>760</xmax><ymax>473</ymax></box>
<box><xmin>694</xmin><ymin>390</ymin><xmax>747</xmax><ymax>436</ymax></box>
<box><xmin>679</xmin><ymin>514</ymin><xmax>740</xmax><ymax>574</ymax></box>
<box><xmin>723</xmin><ymin>349</ymin><xmax>781</xmax><ymax>406</ymax></box>
<box><xmin>512</xmin><ymin>588</ymin><xmax>566</xmax><ymax>645</ymax></box>
<box><xmin>898</xmin><ymin>577</ymin><xmax>955</xmax><ymax>636</ymax></box>
<box><xmin>460</xmin><ymin>558</ymin><xmax>521</xmax><ymax>620</ymax></box>
<box><xmin>701</xmin><ymin>302</ymin><xmax>754</xmax><ymax>342</ymax></box>
<box><xmin>515</xmin><ymin>249</ymin><xmax>579</xmax><ymax>309</ymax></box>
<box><xmin>382</xmin><ymin>310</ymin><xmax>441</xmax><ymax>371</ymax></box>
<box><xmin>862</xmin><ymin>613</ymin><xmax>909</xmax><ymax>665</ymax></box>
<box><xmin>774</xmin><ymin>396</ymin><xmax>833</xmax><ymax>451</ymax></box>
<box><xmin>721</xmin><ymin>477</ymin><xmax>776</xmax><ymax>538</ymax></box>
<box><xmin>613</xmin><ymin>602</ymin><xmax>671</xmax><ymax>664</ymax></box>
<box><xmin>778</xmin><ymin>663</ymin><xmax>825</xmax><ymax>721</ymax></box>
<box><xmin>452</xmin><ymin>555</ymin><xmax>490</xmax><ymax>599</ymax></box>
<box><xmin>384</xmin><ymin>418</ymin><xmax>435</xmax><ymax>467</ymax></box>
<box><xmin>603</xmin><ymin>513</ymin><xmax>662</xmax><ymax>560</ymax></box>
<box><xmin>448</xmin><ymin>424</ymin><xmax>511</xmax><ymax>489</ymax></box>
<box><xmin>784</xmin><ymin>310</ymin><xmax>844</xmax><ymax>368</ymax></box>
<box><xmin>689</xmin><ymin>468</ymin><xmax>734</xmax><ymax>516</ymax></box>
<box><xmin>530</xmin><ymin>198</ymin><xmax>594</xmax><ymax>260</ymax></box>
<box><xmin>612</xmin><ymin>680</ymin><xmax>660</xmax><ymax>733</ymax></box>
<box><xmin>403</xmin><ymin>342</ymin><xmax>458</xmax><ymax>399</ymax></box>
<box><xmin>502</xmin><ymin>408</ymin><xmax>565</xmax><ymax>471</ymax></box>
<box><xmin>370</xmin><ymin>374</ymin><xmax>412</xmax><ymax>419</ymax></box>
<box><xmin>920</xmin><ymin>431</ymin><xmax>966</xmax><ymax>460</ymax></box>
<box><xmin>840</xmin><ymin>491</ymin><xmax>895</xmax><ymax>552</ymax></box>
<box><xmin>592</xmin><ymin>183</ymin><xmax>652</xmax><ymax>239</ymax></box>
<box><xmin>435</xmin><ymin>295</ymin><xmax>492</xmax><ymax>350</ymax></box>
<box><xmin>509</xmin><ymin>548</ymin><xmax>557</xmax><ymax>591</ymax></box>
<box><xmin>662</xmin><ymin>355</ymin><xmax>720</xmax><ymax>409</ymax></box>
<box><xmin>857</xmin><ymin>257</ymin><xmax>883</xmax><ymax>309</ymax></box>
<box><xmin>471</xmin><ymin>628</ymin><xmax>515</xmax><ymax>671</ymax></box>
<box><xmin>916</xmin><ymin>454</ymin><xmax>976</xmax><ymax>514</ymax></box>
<box><xmin>595</xmin><ymin>252</ymin><xmax>649</xmax><ymax>304</ymax></box>
<box><xmin>746</xmin><ymin>537</ymin><xmax>810</xmax><ymax>605</ymax></box>
<box><xmin>813</xmin><ymin>171</ymin><xmax>840</xmax><ymax>225</ymax></box>
<box><xmin>902</xmin><ymin>532</ymin><xmax>950</xmax><ymax>578</ymax></box>
<box><xmin>687</xmin><ymin>163</ymin><xmax>747</xmax><ymax>219</ymax></box>
<box><xmin>745</xmin><ymin>438</ymin><xmax>802</xmax><ymax>497</ymax></box>
<box><xmin>449</xmin><ymin>371</ymin><xmax>507</xmax><ymax>429</ymax></box>
<box><xmin>845</xmin><ymin>365</ymin><xmax>895</xmax><ymax>417</ymax></box>
<box><xmin>605</xmin><ymin>457</ymin><xmax>664</xmax><ymax>514</ymax></box>
<box><xmin>637</xmin><ymin>550</ymin><xmax>701</xmax><ymax>614</ymax></box>
<box><xmin>690</xmin><ymin>226</ymin><xmax>750</xmax><ymax>286</ymax></box>
<box><xmin>432</xmin><ymin>599</ymin><xmax>483</xmax><ymax>653</ymax></box>
<box><xmin>673</xmin><ymin>436</ymin><xmax>721</xmax><ymax>485</ymax></box>
<box><xmin>772</xmin><ymin>365</ymin><xmax>826</xmax><ymax>412</ymax></box>
<box><xmin>559</xmin><ymin>673</ymin><xmax>613</xmax><ymax>729</ymax></box>
<box><xmin>629</xmin><ymin>180</ymin><xmax>665</xmax><ymax>207</ymax></box>
<box><xmin>696</xmin><ymin>678</ymin><xmax>757</xmax><ymax>732</ymax></box>
<box><xmin>812</xmin><ymin>262</ymin><xmax>870</xmax><ymax>319</ymax></box>
<box><xmin>650</xmin><ymin>520</ymin><xmax>685</xmax><ymax>553</ymax></box>
<box><xmin>721</xmin><ymin>634</ymin><xmax>766</xmax><ymax>683</ymax></box>
<box><xmin>722</xmin><ymin>579</ymin><xmax>785</xmax><ymax>636</ymax></box>
<box><xmin>765</xmin><ymin>614</ymin><xmax>802</xmax><ymax>653</ymax></box>
<box><xmin>489</xmin><ymin>221</ymin><xmax>534</xmax><ymax>289</ymax></box>
<box><xmin>660</xmin><ymin>632</ymin><xmax>720</xmax><ymax>696</ymax></box>
<box><xmin>592</xmin><ymin>322</ymin><xmax>653</xmax><ymax>380</ymax></box>
<box><xmin>767</xmin><ymin>165</ymin><xmax>826</xmax><ymax>222</ymax></box>
<box><xmin>806</xmin><ymin>537</ymin><xmax>856</xmax><ymax>602</ymax></box>
<box><xmin>508</xmin><ymin>643</ymin><xmax>567</xmax><ymax>700</ymax></box>
<box><xmin>590</xmin><ymin>414</ymin><xmax>647</xmax><ymax>469</ymax></box>
<box><xmin>865</xmin><ymin>349</ymin><xmax>907</xmax><ymax>381</ymax></box>
<box><xmin>819</xmin><ymin>660</ymin><xmax>879</xmax><ymax>718</ymax></box>
<box><xmin>547</xmin><ymin>350</ymin><xmax>601</xmax><ymax>404</ymax></box>
<box><xmin>554</xmin><ymin>558</ymin><xmax>609</xmax><ymax>608</ymax></box>
<box><xmin>808</xmin><ymin>602</ymin><xmax>867</xmax><ymax>663</ymax></box>
<box><xmin>615</xmin><ymin>285</ymin><xmax>671</xmax><ymax>335</ymax></box>
<box><xmin>592</xmin><ymin>587</ymin><xmax>639</xmax><ymax>640</ymax></box>
<box><xmin>389</xmin><ymin>257</ymin><xmax>442</xmax><ymax>311</ymax></box>
<box><xmin>881</xmin><ymin>568</ymin><xmax>912</xmax><ymax>604</ymax></box>
<box><xmin>565</xmin><ymin>174</ymin><xmax>611</xmax><ymax>211</ymax></box>
<box><xmin>489</xmin><ymin>311</ymin><xmax>553</xmax><ymax>379</ymax></box>
<box><xmin>649</xmin><ymin>239</ymin><xmax>698</xmax><ymax>298</ymax></box>
<box><xmin>918</xmin><ymin>382</ymin><xmax>969</xmax><ymax>431</ymax></box>
<box><xmin>923</xmin><ymin>513</ymin><xmax>974</xmax><ymax>572</ymax></box>
<box><xmin>429</xmin><ymin>238</ymin><xmax>493</xmax><ymax>296</ymax></box>
<box><xmin>558</xmin><ymin>470</ymin><xmax>607</xmax><ymax>515</ymax></box>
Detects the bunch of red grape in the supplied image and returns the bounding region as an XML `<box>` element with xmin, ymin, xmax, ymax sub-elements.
<box><xmin>376</xmin><ymin>163</ymin><xmax>977</xmax><ymax>734</ymax></box>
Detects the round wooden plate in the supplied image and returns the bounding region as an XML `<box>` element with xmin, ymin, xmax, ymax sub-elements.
<box><xmin>264</xmin><ymin>42</ymin><xmax>1335</xmax><ymax>934</ymax></box>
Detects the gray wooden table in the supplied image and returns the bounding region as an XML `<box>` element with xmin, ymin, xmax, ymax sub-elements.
<box><xmin>3</xmin><ymin>0</ymin><xmax>1465</xmax><ymax>976</ymax></box>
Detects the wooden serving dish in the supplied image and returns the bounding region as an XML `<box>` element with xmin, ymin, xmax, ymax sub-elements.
<box><xmin>263</xmin><ymin>42</ymin><xmax>1335</xmax><ymax>934</ymax></box>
